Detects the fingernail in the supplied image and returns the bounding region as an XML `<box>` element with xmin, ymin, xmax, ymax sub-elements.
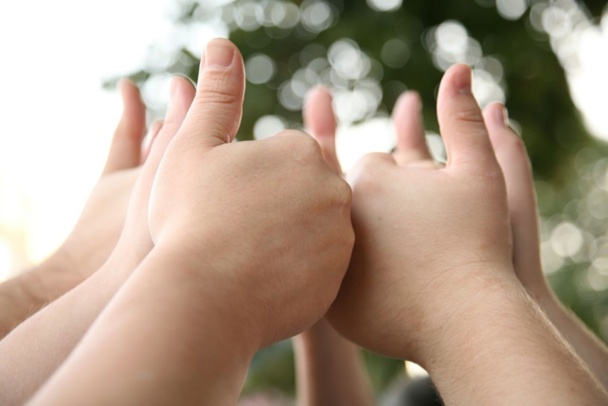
<box><xmin>456</xmin><ymin>66</ymin><xmax>472</xmax><ymax>94</ymax></box>
<box><xmin>408</xmin><ymin>91</ymin><xmax>422</xmax><ymax>112</ymax></box>
<box><xmin>169</xmin><ymin>77</ymin><xmax>179</xmax><ymax>101</ymax></box>
<box><xmin>501</xmin><ymin>105</ymin><xmax>509</xmax><ymax>127</ymax></box>
<box><xmin>204</xmin><ymin>40</ymin><xmax>235</xmax><ymax>68</ymax></box>
<box><xmin>492</xmin><ymin>104</ymin><xmax>510</xmax><ymax>128</ymax></box>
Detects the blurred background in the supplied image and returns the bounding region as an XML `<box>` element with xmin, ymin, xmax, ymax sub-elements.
<box><xmin>1</xmin><ymin>0</ymin><xmax>608</xmax><ymax>403</ymax></box>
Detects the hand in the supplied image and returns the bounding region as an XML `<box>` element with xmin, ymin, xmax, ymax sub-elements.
<box><xmin>44</xmin><ymin>81</ymin><xmax>147</xmax><ymax>281</ymax></box>
<box><xmin>325</xmin><ymin>66</ymin><xmax>608</xmax><ymax>405</ymax></box>
<box><xmin>326</xmin><ymin>64</ymin><xmax>514</xmax><ymax>362</ymax></box>
<box><xmin>147</xmin><ymin>39</ymin><xmax>354</xmax><ymax>350</ymax></box>
<box><xmin>484</xmin><ymin>103</ymin><xmax>608</xmax><ymax>389</ymax></box>
<box><xmin>27</xmin><ymin>39</ymin><xmax>355</xmax><ymax>406</ymax></box>
<box><xmin>0</xmin><ymin>81</ymin><xmax>151</xmax><ymax>339</ymax></box>
<box><xmin>0</xmin><ymin>77</ymin><xmax>196</xmax><ymax>405</ymax></box>
<box><xmin>103</xmin><ymin>76</ymin><xmax>197</xmax><ymax>273</ymax></box>
<box><xmin>293</xmin><ymin>86</ymin><xmax>374</xmax><ymax>406</ymax></box>
<box><xmin>482</xmin><ymin>105</ymin><xmax>547</xmax><ymax>295</ymax></box>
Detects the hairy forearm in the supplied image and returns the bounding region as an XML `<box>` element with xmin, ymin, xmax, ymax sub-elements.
<box><xmin>295</xmin><ymin>319</ymin><xmax>375</xmax><ymax>406</ymax></box>
<box><xmin>30</xmin><ymin>246</ymin><xmax>254</xmax><ymax>405</ymax></box>
<box><xmin>532</xmin><ymin>288</ymin><xmax>608</xmax><ymax>390</ymax></box>
<box><xmin>419</xmin><ymin>271</ymin><xmax>607</xmax><ymax>406</ymax></box>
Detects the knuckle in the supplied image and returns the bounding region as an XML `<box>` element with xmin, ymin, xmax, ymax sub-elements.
<box><xmin>354</xmin><ymin>153</ymin><xmax>381</xmax><ymax>171</ymax></box>
<box><xmin>504</xmin><ymin>133</ymin><xmax>526</xmax><ymax>153</ymax></box>
<box><xmin>277</xmin><ymin>129</ymin><xmax>307</xmax><ymax>138</ymax></box>
<box><xmin>334</xmin><ymin>177</ymin><xmax>353</xmax><ymax>208</ymax></box>
<box><xmin>350</xmin><ymin>153</ymin><xmax>387</xmax><ymax>180</ymax></box>
<box><xmin>282</xmin><ymin>131</ymin><xmax>323</xmax><ymax>160</ymax></box>
<box><xmin>289</xmin><ymin>130</ymin><xmax>318</xmax><ymax>147</ymax></box>
<box><xmin>476</xmin><ymin>163</ymin><xmax>505</xmax><ymax>185</ymax></box>
<box><xmin>454</xmin><ymin>107</ymin><xmax>486</xmax><ymax>126</ymax></box>
<box><xmin>197</xmin><ymin>71</ymin><xmax>241</xmax><ymax>106</ymax></box>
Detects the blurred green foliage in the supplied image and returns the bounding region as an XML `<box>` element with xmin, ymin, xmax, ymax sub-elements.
<box><xmin>120</xmin><ymin>0</ymin><xmax>608</xmax><ymax>398</ymax></box>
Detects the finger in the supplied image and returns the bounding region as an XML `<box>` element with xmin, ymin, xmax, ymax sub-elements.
<box><xmin>303</xmin><ymin>86</ymin><xmax>342</xmax><ymax>174</ymax></box>
<box><xmin>437</xmin><ymin>64</ymin><xmax>497</xmax><ymax>171</ymax></box>
<box><xmin>143</xmin><ymin>76</ymin><xmax>196</xmax><ymax>172</ymax></box>
<box><xmin>119</xmin><ymin>78</ymin><xmax>195</xmax><ymax>257</ymax></box>
<box><xmin>392</xmin><ymin>91</ymin><xmax>432</xmax><ymax>165</ymax></box>
<box><xmin>177</xmin><ymin>38</ymin><xmax>245</xmax><ymax>151</ymax></box>
<box><xmin>484</xmin><ymin>103</ymin><xmax>543</xmax><ymax>277</ymax></box>
<box><xmin>102</xmin><ymin>80</ymin><xmax>147</xmax><ymax>174</ymax></box>
<box><xmin>140</xmin><ymin>120</ymin><xmax>163</xmax><ymax>164</ymax></box>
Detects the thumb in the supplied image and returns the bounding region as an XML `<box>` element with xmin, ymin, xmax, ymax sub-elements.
<box><xmin>437</xmin><ymin>64</ymin><xmax>497</xmax><ymax>171</ymax></box>
<box><xmin>177</xmin><ymin>38</ymin><xmax>245</xmax><ymax>150</ymax></box>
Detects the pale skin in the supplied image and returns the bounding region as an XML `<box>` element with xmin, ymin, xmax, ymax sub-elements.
<box><xmin>327</xmin><ymin>64</ymin><xmax>608</xmax><ymax>405</ymax></box>
<box><xmin>0</xmin><ymin>74</ymin><xmax>198</xmax><ymax>404</ymax></box>
<box><xmin>0</xmin><ymin>65</ymin><xmax>367</xmax><ymax>406</ymax></box>
<box><xmin>293</xmin><ymin>86</ymin><xmax>454</xmax><ymax>406</ymax></box>
<box><xmin>299</xmin><ymin>83</ymin><xmax>608</xmax><ymax>403</ymax></box>
<box><xmin>0</xmin><ymin>80</ymin><xmax>152</xmax><ymax>339</ymax></box>
<box><xmin>298</xmin><ymin>82</ymin><xmax>608</xmax><ymax>403</ymax></box>
<box><xmin>293</xmin><ymin>87</ymin><xmax>375</xmax><ymax>406</ymax></box>
<box><xmin>0</xmin><ymin>40</ymin><xmax>605</xmax><ymax>405</ymax></box>
<box><xmin>292</xmin><ymin>87</ymin><xmax>438</xmax><ymax>406</ymax></box>
<box><xmin>5</xmin><ymin>38</ymin><xmax>355</xmax><ymax>405</ymax></box>
<box><xmin>484</xmin><ymin>104</ymin><xmax>608</xmax><ymax>390</ymax></box>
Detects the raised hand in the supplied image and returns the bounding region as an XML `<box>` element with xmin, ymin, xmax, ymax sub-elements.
<box><xmin>326</xmin><ymin>64</ymin><xmax>607</xmax><ymax>405</ymax></box>
<box><xmin>29</xmin><ymin>39</ymin><xmax>354</xmax><ymax>405</ymax></box>
<box><xmin>0</xmin><ymin>81</ymin><xmax>147</xmax><ymax>339</ymax></box>
<box><xmin>56</xmin><ymin>80</ymin><xmax>149</xmax><ymax>278</ymax></box>
<box><xmin>328</xmin><ymin>65</ymin><xmax>513</xmax><ymax>361</ymax></box>
<box><xmin>0</xmin><ymin>76</ymin><xmax>196</xmax><ymax>405</ymax></box>
<box><xmin>145</xmin><ymin>41</ymin><xmax>353</xmax><ymax>348</ymax></box>
<box><xmin>484</xmin><ymin>103</ymin><xmax>608</xmax><ymax>389</ymax></box>
<box><xmin>294</xmin><ymin>86</ymin><xmax>374</xmax><ymax>406</ymax></box>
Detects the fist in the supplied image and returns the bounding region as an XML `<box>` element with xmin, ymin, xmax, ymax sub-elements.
<box><xmin>327</xmin><ymin>65</ymin><xmax>513</xmax><ymax>362</ymax></box>
<box><xmin>147</xmin><ymin>39</ymin><xmax>354</xmax><ymax>349</ymax></box>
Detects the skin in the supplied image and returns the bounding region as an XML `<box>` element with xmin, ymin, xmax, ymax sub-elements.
<box><xmin>292</xmin><ymin>89</ymin><xmax>446</xmax><ymax>406</ymax></box>
<box><xmin>293</xmin><ymin>86</ymin><xmax>375</xmax><ymax>406</ymax></box>
<box><xmin>0</xmin><ymin>37</ymin><xmax>604</xmax><ymax>405</ymax></box>
<box><xmin>327</xmin><ymin>64</ymin><xmax>608</xmax><ymax>405</ymax></box>
<box><xmin>10</xmin><ymin>38</ymin><xmax>354</xmax><ymax>405</ymax></box>
<box><xmin>297</xmin><ymin>83</ymin><xmax>608</xmax><ymax>403</ymax></box>
<box><xmin>0</xmin><ymin>75</ymin><xmax>197</xmax><ymax>405</ymax></box>
<box><xmin>0</xmin><ymin>81</ymin><xmax>149</xmax><ymax>339</ymax></box>
<box><xmin>483</xmin><ymin>103</ymin><xmax>608</xmax><ymax>390</ymax></box>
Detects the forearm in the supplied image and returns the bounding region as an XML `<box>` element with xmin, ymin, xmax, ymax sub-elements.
<box><xmin>0</xmin><ymin>274</ymin><xmax>42</xmax><ymax>339</ymax></box>
<box><xmin>0</xmin><ymin>248</ymin><xmax>137</xmax><ymax>405</ymax></box>
<box><xmin>0</xmin><ymin>254</ymin><xmax>82</xmax><ymax>339</ymax></box>
<box><xmin>533</xmin><ymin>288</ymin><xmax>608</xmax><ymax>390</ymax></box>
<box><xmin>419</xmin><ymin>271</ymin><xmax>607</xmax><ymax>405</ymax></box>
<box><xmin>30</xmin><ymin>246</ymin><xmax>254</xmax><ymax>405</ymax></box>
<box><xmin>295</xmin><ymin>319</ymin><xmax>374</xmax><ymax>406</ymax></box>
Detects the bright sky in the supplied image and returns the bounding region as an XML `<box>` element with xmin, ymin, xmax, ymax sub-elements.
<box><xmin>0</xmin><ymin>0</ymin><xmax>172</xmax><ymax>278</ymax></box>
<box><xmin>0</xmin><ymin>1</ymin><xmax>606</xmax><ymax>281</ymax></box>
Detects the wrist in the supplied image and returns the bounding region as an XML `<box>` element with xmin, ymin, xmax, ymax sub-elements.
<box><xmin>516</xmin><ymin>269</ymin><xmax>553</xmax><ymax>303</ymax></box>
<box><xmin>46</xmin><ymin>232</ymin><xmax>112</xmax><ymax>279</ymax></box>
<box><xmin>136</xmin><ymin>243</ymin><xmax>262</xmax><ymax>356</ymax></box>
<box><xmin>414</xmin><ymin>268</ymin><xmax>605</xmax><ymax>404</ymax></box>
<box><xmin>409</xmin><ymin>264</ymin><xmax>519</xmax><ymax>364</ymax></box>
<box><xmin>29</xmin><ymin>244</ymin><xmax>255</xmax><ymax>405</ymax></box>
<box><xmin>23</xmin><ymin>251</ymin><xmax>85</xmax><ymax>304</ymax></box>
